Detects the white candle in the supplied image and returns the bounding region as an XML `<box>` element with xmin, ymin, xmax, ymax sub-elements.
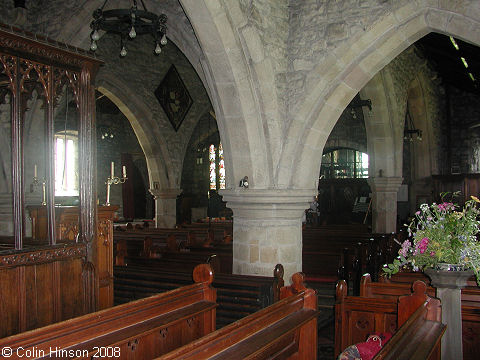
<box><xmin>111</xmin><ymin>161</ymin><xmax>114</xmax><ymax>178</ymax></box>
<box><xmin>34</xmin><ymin>164</ymin><xmax>37</xmax><ymax>178</ymax></box>
<box><xmin>122</xmin><ymin>165</ymin><xmax>126</xmax><ymax>178</ymax></box>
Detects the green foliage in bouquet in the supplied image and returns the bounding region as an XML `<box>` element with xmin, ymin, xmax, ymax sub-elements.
<box><xmin>383</xmin><ymin>192</ymin><xmax>480</xmax><ymax>285</ymax></box>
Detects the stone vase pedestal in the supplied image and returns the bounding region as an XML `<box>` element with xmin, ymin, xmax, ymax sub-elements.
<box><xmin>424</xmin><ymin>267</ymin><xmax>473</xmax><ymax>360</ymax></box>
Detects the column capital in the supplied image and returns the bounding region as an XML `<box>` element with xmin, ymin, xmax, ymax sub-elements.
<box><xmin>367</xmin><ymin>176</ymin><xmax>403</xmax><ymax>193</ymax></box>
<box><xmin>220</xmin><ymin>188</ymin><xmax>317</xmax><ymax>220</ymax></box>
<box><xmin>148</xmin><ymin>188</ymin><xmax>182</xmax><ymax>200</ymax></box>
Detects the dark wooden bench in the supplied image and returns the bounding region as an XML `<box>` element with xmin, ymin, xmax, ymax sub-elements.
<box><xmin>114</xmin><ymin>263</ymin><xmax>284</xmax><ymax>329</ymax></box>
<box><xmin>0</xmin><ymin>264</ymin><xmax>217</xmax><ymax>360</ymax></box>
<box><xmin>156</xmin><ymin>272</ymin><xmax>318</xmax><ymax>360</ymax></box>
<box><xmin>373</xmin><ymin>281</ymin><xmax>445</xmax><ymax>359</ymax></box>
<box><xmin>121</xmin><ymin>251</ymin><xmax>222</xmax><ymax>274</ymax></box>
<box><xmin>302</xmin><ymin>228</ymin><xmax>398</xmax><ymax>293</ymax></box>
<box><xmin>335</xmin><ymin>277</ymin><xmax>445</xmax><ymax>359</ymax></box>
<box><xmin>379</xmin><ymin>270</ymin><xmax>480</xmax><ymax>360</ymax></box>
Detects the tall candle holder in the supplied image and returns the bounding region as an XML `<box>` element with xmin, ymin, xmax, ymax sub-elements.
<box><xmin>41</xmin><ymin>179</ymin><xmax>47</xmax><ymax>206</ymax></box>
<box><xmin>104</xmin><ymin>166</ymin><xmax>127</xmax><ymax>206</ymax></box>
<box><xmin>30</xmin><ymin>175</ymin><xmax>46</xmax><ymax>206</ymax></box>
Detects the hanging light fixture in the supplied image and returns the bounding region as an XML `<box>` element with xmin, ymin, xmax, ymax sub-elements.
<box><xmin>90</xmin><ymin>0</ymin><xmax>167</xmax><ymax>57</ymax></box>
<box><xmin>404</xmin><ymin>108</ymin><xmax>422</xmax><ymax>142</ymax></box>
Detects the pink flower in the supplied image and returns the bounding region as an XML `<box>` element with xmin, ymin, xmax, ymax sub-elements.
<box><xmin>430</xmin><ymin>251</ymin><xmax>436</xmax><ymax>257</ymax></box>
<box><xmin>437</xmin><ymin>202</ymin><xmax>455</xmax><ymax>212</ymax></box>
<box><xmin>417</xmin><ymin>237</ymin><xmax>429</xmax><ymax>254</ymax></box>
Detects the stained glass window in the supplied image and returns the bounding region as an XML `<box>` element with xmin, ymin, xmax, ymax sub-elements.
<box><xmin>219</xmin><ymin>143</ymin><xmax>225</xmax><ymax>190</ymax></box>
<box><xmin>209</xmin><ymin>144</ymin><xmax>216</xmax><ymax>190</ymax></box>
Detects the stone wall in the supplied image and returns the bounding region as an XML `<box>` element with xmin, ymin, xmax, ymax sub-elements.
<box><xmin>94</xmin><ymin>32</ymin><xmax>212</xmax><ymax>189</ymax></box>
<box><xmin>448</xmin><ymin>86</ymin><xmax>480</xmax><ymax>173</ymax></box>
<box><xmin>286</xmin><ymin>0</ymin><xmax>410</xmax><ymax>118</ymax></box>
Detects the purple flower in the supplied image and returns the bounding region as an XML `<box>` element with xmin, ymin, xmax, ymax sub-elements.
<box><xmin>399</xmin><ymin>240</ymin><xmax>411</xmax><ymax>257</ymax></box>
<box><xmin>415</xmin><ymin>211</ymin><xmax>421</xmax><ymax>216</ymax></box>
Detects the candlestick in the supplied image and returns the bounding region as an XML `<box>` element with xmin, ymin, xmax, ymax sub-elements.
<box><xmin>111</xmin><ymin>161</ymin><xmax>114</xmax><ymax>178</ymax></box>
<box><xmin>34</xmin><ymin>164</ymin><xmax>37</xmax><ymax>178</ymax></box>
<box><xmin>41</xmin><ymin>180</ymin><xmax>46</xmax><ymax>206</ymax></box>
<box><xmin>104</xmin><ymin>165</ymin><xmax>128</xmax><ymax>206</ymax></box>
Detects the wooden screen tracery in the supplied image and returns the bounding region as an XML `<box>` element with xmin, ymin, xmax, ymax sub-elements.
<box><xmin>0</xmin><ymin>24</ymin><xmax>112</xmax><ymax>338</ymax></box>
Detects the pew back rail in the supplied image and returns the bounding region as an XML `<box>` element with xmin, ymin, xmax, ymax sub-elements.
<box><xmin>0</xmin><ymin>264</ymin><xmax>217</xmax><ymax>360</ymax></box>
<box><xmin>157</xmin><ymin>272</ymin><xmax>318</xmax><ymax>360</ymax></box>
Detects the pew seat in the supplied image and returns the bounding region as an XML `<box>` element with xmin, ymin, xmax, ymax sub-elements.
<box><xmin>157</xmin><ymin>272</ymin><xmax>318</xmax><ymax>360</ymax></box>
<box><xmin>0</xmin><ymin>264</ymin><xmax>216</xmax><ymax>360</ymax></box>
<box><xmin>114</xmin><ymin>263</ymin><xmax>284</xmax><ymax>328</ymax></box>
<box><xmin>335</xmin><ymin>277</ymin><xmax>445</xmax><ymax>359</ymax></box>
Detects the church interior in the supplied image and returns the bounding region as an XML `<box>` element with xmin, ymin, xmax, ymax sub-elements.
<box><xmin>1</xmin><ymin>1</ymin><xmax>480</xmax><ymax>359</ymax></box>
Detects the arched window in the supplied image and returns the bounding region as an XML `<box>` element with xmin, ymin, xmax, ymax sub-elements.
<box><xmin>209</xmin><ymin>142</ymin><xmax>226</xmax><ymax>190</ymax></box>
<box><xmin>209</xmin><ymin>144</ymin><xmax>216</xmax><ymax>190</ymax></box>
<box><xmin>320</xmin><ymin>148</ymin><xmax>368</xmax><ymax>179</ymax></box>
<box><xmin>54</xmin><ymin>131</ymin><xmax>79</xmax><ymax>196</ymax></box>
<box><xmin>219</xmin><ymin>143</ymin><xmax>225</xmax><ymax>190</ymax></box>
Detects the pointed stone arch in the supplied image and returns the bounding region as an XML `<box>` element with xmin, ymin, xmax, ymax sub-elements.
<box><xmin>280</xmin><ymin>4</ymin><xmax>480</xmax><ymax>191</ymax></box>
<box><xmin>95</xmin><ymin>76</ymin><xmax>173</xmax><ymax>191</ymax></box>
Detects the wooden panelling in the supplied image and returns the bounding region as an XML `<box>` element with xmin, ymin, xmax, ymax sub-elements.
<box><xmin>0</xmin><ymin>268</ymin><xmax>20</xmax><ymax>338</ymax></box>
<box><xmin>60</xmin><ymin>258</ymin><xmax>85</xmax><ymax>320</ymax></box>
<box><xmin>25</xmin><ymin>262</ymin><xmax>55</xmax><ymax>330</ymax></box>
<box><xmin>0</xmin><ymin>244</ymin><xmax>87</xmax><ymax>338</ymax></box>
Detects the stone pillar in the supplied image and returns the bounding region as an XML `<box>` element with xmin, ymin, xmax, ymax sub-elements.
<box><xmin>367</xmin><ymin>177</ymin><xmax>402</xmax><ymax>233</ymax></box>
<box><xmin>148</xmin><ymin>188</ymin><xmax>182</xmax><ymax>228</ymax></box>
<box><xmin>425</xmin><ymin>268</ymin><xmax>473</xmax><ymax>360</ymax></box>
<box><xmin>220</xmin><ymin>189</ymin><xmax>316</xmax><ymax>283</ymax></box>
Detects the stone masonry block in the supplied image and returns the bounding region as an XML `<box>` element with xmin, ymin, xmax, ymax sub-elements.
<box><xmin>250</xmin><ymin>244</ymin><xmax>259</xmax><ymax>263</ymax></box>
<box><xmin>260</xmin><ymin>246</ymin><xmax>278</xmax><ymax>264</ymax></box>
<box><xmin>241</xmin><ymin>25</ymin><xmax>265</xmax><ymax>63</ymax></box>
<box><xmin>279</xmin><ymin>245</ymin><xmax>299</xmax><ymax>264</ymax></box>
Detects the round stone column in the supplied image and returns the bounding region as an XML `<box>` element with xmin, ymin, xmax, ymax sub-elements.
<box><xmin>148</xmin><ymin>188</ymin><xmax>182</xmax><ymax>228</ymax></box>
<box><xmin>367</xmin><ymin>177</ymin><xmax>403</xmax><ymax>233</ymax></box>
<box><xmin>220</xmin><ymin>189</ymin><xmax>316</xmax><ymax>283</ymax></box>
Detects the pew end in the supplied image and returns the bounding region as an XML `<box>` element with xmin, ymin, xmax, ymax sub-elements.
<box><xmin>336</xmin><ymin>277</ymin><xmax>445</xmax><ymax>360</ymax></box>
<box><xmin>0</xmin><ymin>264</ymin><xmax>217</xmax><ymax>360</ymax></box>
<box><xmin>157</xmin><ymin>271</ymin><xmax>318</xmax><ymax>360</ymax></box>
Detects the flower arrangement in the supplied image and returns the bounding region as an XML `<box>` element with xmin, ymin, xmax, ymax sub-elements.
<box><xmin>383</xmin><ymin>193</ymin><xmax>480</xmax><ymax>285</ymax></box>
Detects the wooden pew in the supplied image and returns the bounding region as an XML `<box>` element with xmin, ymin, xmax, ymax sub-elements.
<box><xmin>302</xmin><ymin>227</ymin><xmax>399</xmax><ymax>293</ymax></box>
<box><xmin>373</xmin><ymin>281</ymin><xmax>445</xmax><ymax>360</ymax></box>
<box><xmin>157</xmin><ymin>272</ymin><xmax>318</xmax><ymax>360</ymax></box>
<box><xmin>380</xmin><ymin>271</ymin><xmax>480</xmax><ymax>360</ymax></box>
<box><xmin>121</xmin><ymin>251</ymin><xmax>222</xmax><ymax>274</ymax></box>
<box><xmin>0</xmin><ymin>264</ymin><xmax>217</xmax><ymax>360</ymax></box>
<box><xmin>335</xmin><ymin>277</ymin><xmax>445</xmax><ymax>359</ymax></box>
<box><xmin>114</xmin><ymin>263</ymin><xmax>285</xmax><ymax>329</ymax></box>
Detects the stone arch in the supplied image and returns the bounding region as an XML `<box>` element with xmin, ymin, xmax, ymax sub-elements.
<box><xmin>180</xmin><ymin>0</ymin><xmax>279</xmax><ymax>189</ymax></box>
<box><xmin>95</xmin><ymin>76</ymin><xmax>173</xmax><ymax>191</ymax></box>
<box><xmin>280</xmin><ymin>3</ymin><xmax>480</xmax><ymax>190</ymax></box>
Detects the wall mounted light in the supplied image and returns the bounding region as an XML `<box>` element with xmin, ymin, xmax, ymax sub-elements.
<box><xmin>239</xmin><ymin>176</ymin><xmax>249</xmax><ymax>188</ymax></box>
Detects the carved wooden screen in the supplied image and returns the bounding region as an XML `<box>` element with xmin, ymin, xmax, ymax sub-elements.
<box><xmin>0</xmin><ymin>25</ymin><xmax>101</xmax><ymax>249</ymax></box>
